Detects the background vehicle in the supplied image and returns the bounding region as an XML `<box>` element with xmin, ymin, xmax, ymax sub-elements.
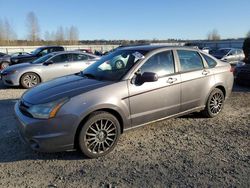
<box><xmin>210</xmin><ymin>48</ymin><xmax>245</xmax><ymax>64</ymax></box>
<box><xmin>15</xmin><ymin>45</ymin><xmax>233</xmax><ymax>158</ymax></box>
<box><xmin>0</xmin><ymin>51</ymin><xmax>99</xmax><ymax>88</ymax></box>
<box><xmin>0</xmin><ymin>52</ymin><xmax>31</xmax><ymax>70</ymax></box>
<box><xmin>75</xmin><ymin>48</ymin><xmax>93</xmax><ymax>54</ymax></box>
<box><xmin>8</xmin><ymin>46</ymin><xmax>64</xmax><ymax>68</ymax></box>
<box><xmin>234</xmin><ymin>62</ymin><xmax>250</xmax><ymax>86</ymax></box>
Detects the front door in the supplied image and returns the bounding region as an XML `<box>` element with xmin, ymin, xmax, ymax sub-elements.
<box><xmin>128</xmin><ymin>50</ymin><xmax>181</xmax><ymax>126</ymax></box>
<box><xmin>41</xmin><ymin>53</ymin><xmax>71</xmax><ymax>81</ymax></box>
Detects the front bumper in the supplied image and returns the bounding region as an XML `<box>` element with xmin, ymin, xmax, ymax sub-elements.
<box><xmin>14</xmin><ymin>102</ymin><xmax>78</xmax><ymax>152</ymax></box>
<box><xmin>0</xmin><ymin>72</ymin><xmax>20</xmax><ymax>86</ymax></box>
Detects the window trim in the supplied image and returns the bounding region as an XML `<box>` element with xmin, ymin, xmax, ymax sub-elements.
<box><xmin>175</xmin><ymin>49</ymin><xmax>206</xmax><ymax>74</ymax></box>
<box><xmin>128</xmin><ymin>49</ymin><xmax>177</xmax><ymax>80</ymax></box>
<box><xmin>201</xmin><ymin>52</ymin><xmax>218</xmax><ymax>68</ymax></box>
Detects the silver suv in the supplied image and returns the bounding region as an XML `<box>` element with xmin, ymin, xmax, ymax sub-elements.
<box><xmin>15</xmin><ymin>45</ymin><xmax>234</xmax><ymax>158</ymax></box>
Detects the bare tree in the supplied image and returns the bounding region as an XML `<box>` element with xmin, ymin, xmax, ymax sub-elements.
<box><xmin>0</xmin><ymin>18</ymin><xmax>17</xmax><ymax>45</ymax></box>
<box><xmin>26</xmin><ymin>11</ymin><xmax>40</xmax><ymax>44</ymax></box>
<box><xmin>69</xmin><ymin>26</ymin><xmax>79</xmax><ymax>44</ymax></box>
<box><xmin>55</xmin><ymin>26</ymin><xmax>64</xmax><ymax>44</ymax></box>
<box><xmin>207</xmin><ymin>29</ymin><xmax>221</xmax><ymax>40</ymax></box>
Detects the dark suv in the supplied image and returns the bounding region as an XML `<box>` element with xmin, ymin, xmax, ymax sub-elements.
<box><xmin>8</xmin><ymin>46</ymin><xmax>64</xmax><ymax>68</ymax></box>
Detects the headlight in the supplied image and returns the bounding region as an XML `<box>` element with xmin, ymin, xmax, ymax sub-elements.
<box><xmin>27</xmin><ymin>98</ymin><xmax>69</xmax><ymax>119</ymax></box>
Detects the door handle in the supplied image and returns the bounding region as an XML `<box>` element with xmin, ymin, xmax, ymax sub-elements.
<box><xmin>64</xmin><ymin>64</ymin><xmax>69</xmax><ymax>67</ymax></box>
<box><xmin>167</xmin><ymin>77</ymin><xmax>177</xmax><ymax>84</ymax></box>
<box><xmin>202</xmin><ymin>70</ymin><xmax>210</xmax><ymax>75</ymax></box>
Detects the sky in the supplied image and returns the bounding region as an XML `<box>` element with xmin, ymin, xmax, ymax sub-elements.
<box><xmin>0</xmin><ymin>0</ymin><xmax>250</xmax><ymax>40</ymax></box>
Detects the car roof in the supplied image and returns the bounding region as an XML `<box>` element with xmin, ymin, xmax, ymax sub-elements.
<box><xmin>119</xmin><ymin>44</ymin><xmax>198</xmax><ymax>52</ymax></box>
<box><xmin>39</xmin><ymin>46</ymin><xmax>64</xmax><ymax>49</ymax></box>
<box><xmin>49</xmin><ymin>51</ymin><xmax>98</xmax><ymax>57</ymax></box>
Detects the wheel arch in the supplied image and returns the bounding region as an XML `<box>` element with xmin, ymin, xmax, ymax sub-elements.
<box><xmin>74</xmin><ymin>108</ymin><xmax>125</xmax><ymax>150</ymax></box>
<box><xmin>19</xmin><ymin>71</ymin><xmax>42</xmax><ymax>85</ymax></box>
<box><xmin>204</xmin><ymin>83</ymin><xmax>226</xmax><ymax>106</ymax></box>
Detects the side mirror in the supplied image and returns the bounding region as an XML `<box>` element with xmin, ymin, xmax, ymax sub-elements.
<box><xmin>43</xmin><ymin>61</ymin><xmax>53</xmax><ymax>66</ymax></box>
<box><xmin>135</xmin><ymin>72</ymin><xmax>158</xmax><ymax>85</ymax></box>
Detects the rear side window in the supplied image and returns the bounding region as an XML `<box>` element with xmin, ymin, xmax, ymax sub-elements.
<box><xmin>140</xmin><ymin>50</ymin><xmax>175</xmax><ymax>77</ymax></box>
<box><xmin>202</xmin><ymin>54</ymin><xmax>217</xmax><ymax>68</ymax></box>
<box><xmin>177</xmin><ymin>50</ymin><xmax>204</xmax><ymax>72</ymax></box>
<box><xmin>50</xmin><ymin>54</ymin><xmax>69</xmax><ymax>63</ymax></box>
<box><xmin>72</xmin><ymin>53</ymin><xmax>88</xmax><ymax>61</ymax></box>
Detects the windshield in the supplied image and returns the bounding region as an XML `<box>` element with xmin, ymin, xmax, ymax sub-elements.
<box><xmin>81</xmin><ymin>49</ymin><xmax>148</xmax><ymax>81</ymax></box>
<box><xmin>31</xmin><ymin>54</ymin><xmax>53</xmax><ymax>64</ymax></box>
<box><xmin>216</xmin><ymin>49</ymin><xmax>231</xmax><ymax>56</ymax></box>
<box><xmin>31</xmin><ymin>48</ymin><xmax>42</xmax><ymax>55</ymax></box>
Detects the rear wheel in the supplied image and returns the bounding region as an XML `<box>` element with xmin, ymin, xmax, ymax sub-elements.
<box><xmin>78</xmin><ymin>111</ymin><xmax>121</xmax><ymax>158</ymax></box>
<box><xmin>1</xmin><ymin>61</ymin><xmax>10</xmax><ymax>69</ymax></box>
<box><xmin>202</xmin><ymin>88</ymin><xmax>225</xmax><ymax>118</ymax></box>
<box><xmin>20</xmin><ymin>73</ymin><xmax>41</xmax><ymax>89</ymax></box>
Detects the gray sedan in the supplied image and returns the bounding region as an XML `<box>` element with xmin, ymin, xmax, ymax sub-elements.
<box><xmin>15</xmin><ymin>45</ymin><xmax>233</xmax><ymax>158</ymax></box>
<box><xmin>0</xmin><ymin>51</ymin><xmax>99</xmax><ymax>88</ymax></box>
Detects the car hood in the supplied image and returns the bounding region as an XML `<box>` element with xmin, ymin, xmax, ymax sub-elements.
<box><xmin>3</xmin><ymin>62</ymin><xmax>33</xmax><ymax>72</ymax></box>
<box><xmin>22</xmin><ymin>75</ymin><xmax>113</xmax><ymax>104</ymax></box>
<box><xmin>11</xmin><ymin>54</ymin><xmax>36</xmax><ymax>60</ymax></box>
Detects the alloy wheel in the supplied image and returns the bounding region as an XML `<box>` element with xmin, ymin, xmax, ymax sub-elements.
<box><xmin>84</xmin><ymin>119</ymin><xmax>118</xmax><ymax>154</ymax></box>
<box><xmin>209</xmin><ymin>92</ymin><xmax>223</xmax><ymax>115</ymax></box>
<box><xmin>23</xmin><ymin>74</ymin><xmax>39</xmax><ymax>88</ymax></box>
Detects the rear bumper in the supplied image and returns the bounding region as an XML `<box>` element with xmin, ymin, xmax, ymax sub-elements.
<box><xmin>14</xmin><ymin>102</ymin><xmax>78</xmax><ymax>152</ymax></box>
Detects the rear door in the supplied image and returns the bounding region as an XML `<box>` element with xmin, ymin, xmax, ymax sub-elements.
<box><xmin>69</xmin><ymin>53</ymin><xmax>94</xmax><ymax>74</ymax></box>
<box><xmin>176</xmin><ymin>49</ymin><xmax>215</xmax><ymax>112</ymax></box>
<box><xmin>41</xmin><ymin>54</ymin><xmax>71</xmax><ymax>81</ymax></box>
<box><xmin>128</xmin><ymin>50</ymin><xmax>181</xmax><ymax>126</ymax></box>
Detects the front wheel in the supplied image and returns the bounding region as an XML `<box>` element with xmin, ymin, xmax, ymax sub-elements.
<box><xmin>20</xmin><ymin>73</ymin><xmax>41</xmax><ymax>89</ymax></box>
<box><xmin>78</xmin><ymin>111</ymin><xmax>121</xmax><ymax>158</ymax></box>
<box><xmin>202</xmin><ymin>88</ymin><xmax>225</xmax><ymax>118</ymax></box>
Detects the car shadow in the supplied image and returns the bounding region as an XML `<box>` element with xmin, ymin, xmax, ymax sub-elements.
<box><xmin>0</xmin><ymin>98</ymin><xmax>89</xmax><ymax>163</ymax></box>
<box><xmin>0</xmin><ymin>83</ymin><xmax>249</xmax><ymax>163</ymax></box>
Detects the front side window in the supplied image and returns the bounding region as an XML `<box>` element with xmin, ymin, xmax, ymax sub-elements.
<box><xmin>39</xmin><ymin>49</ymin><xmax>49</xmax><ymax>56</ymax></box>
<box><xmin>50</xmin><ymin>54</ymin><xmax>69</xmax><ymax>63</ymax></box>
<box><xmin>139</xmin><ymin>51</ymin><xmax>175</xmax><ymax>77</ymax></box>
<box><xmin>202</xmin><ymin>54</ymin><xmax>217</xmax><ymax>68</ymax></box>
<box><xmin>177</xmin><ymin>50</ymin><xmax>204</xmax><ymax>72</ymax></box>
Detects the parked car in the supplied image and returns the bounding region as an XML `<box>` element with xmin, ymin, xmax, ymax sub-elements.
<box><xmin>0</xmin><ymin>52</ymin><xmax>31</xmax><ymax>70</ymax></box>
<box><xmin>7</xmin><ymin>46</ymin><xmax>64</xmax><ymax>68</ymax></box>
<box><xmin>0</xmin><ymin>52</ymin><xmax>6</xmax><ymax>57</ymax></box>
<box><xmin>14</xmin><ymin>45</ymin><xmax>233</xmax><ymax>158</ymax></box>
<box><xmin>210</xmin><ymin>48</ymin><xmax>245</xmax><ymax>64</ymax></box>
<box><xmin>234</xmin><ymin>62</ymin><xmax>250</xmax><ymax>86</ymax></box>
<box><xmin>75</xmin><ymin>48</ymin><xmax>93</xmax><ymax>54</ymax></box>
<box><xmin>0</xmin><ymin>51</ymin><xmax>99</xmax><ymax>88</ymax></box>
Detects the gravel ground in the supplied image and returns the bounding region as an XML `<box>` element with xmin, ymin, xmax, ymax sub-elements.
<box><xmin>0</xmin><ymin>81</ymin><xmax>249</xmax><ymax>188</ymax></box>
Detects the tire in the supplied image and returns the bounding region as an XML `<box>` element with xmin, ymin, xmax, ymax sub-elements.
<box><xmin>202</xmin><ymin>88</ymin><xmax>225</xmax><ymax>118</ymax></box>
<box><xmin>78</xmin><ymin>111</ymin><xmax>121</xmax><ymax>158</ymax></box>
<box><xmin>20</xmin><ymin>72</ymin><xmax>41</xmax><ymax>89</ymax></box>
<box><xmin>1</xmin><ymin>61</ymin><xmax>10</xmax><ymax>69</ymax></box>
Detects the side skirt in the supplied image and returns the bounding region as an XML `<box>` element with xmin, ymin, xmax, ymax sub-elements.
<box><xmin>123</xmin><ymin>106</ymin><xmax>205</xmax><ymax>132</ymax></box>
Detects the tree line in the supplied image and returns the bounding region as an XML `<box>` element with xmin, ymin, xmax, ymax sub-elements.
<box><xmin>0</xmin><ymin>11</ymin><xmax>79</xmax><ymax>46</ymax></box>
